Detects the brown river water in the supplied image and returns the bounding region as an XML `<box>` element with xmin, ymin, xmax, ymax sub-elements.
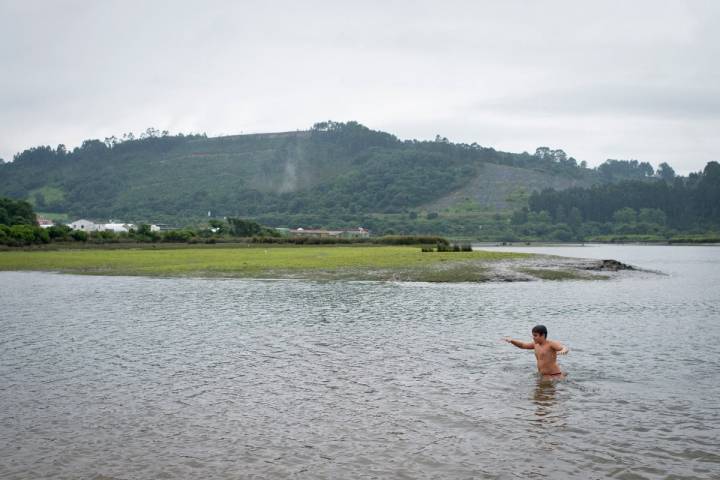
<box><xmin>1</xmin><ymin>245</ymin><xmax>719</xmax><ymax>479</ymax></box>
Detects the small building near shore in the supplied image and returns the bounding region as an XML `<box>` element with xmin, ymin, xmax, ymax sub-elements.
<box><xmin>289</xmin><ymin>227</ymin><xmax>370</xmax><ymax>239</ymax></box>
<box><xmin>68</xmin><ymin>219</ymin><xmax>99</xmax><ymax>231</ymax></box>
<box><xmin>36</xmin><ymin>216</ymin><xmax>55</xmax><ymax>229</ymax></box>
<box><xmin>339</xmin><ymin>227</ymin><xmax>370</xmax><ymax>239</ymax></box>
<box><xmin>68</xmin><ymin>219</ymin><xmax>139</xmax><ymax>233</ymax></box>
<box><xmin>102</xmin><ymin>222</ymin><xmax>135</xmax><ymax>233</ymax></box>
<box><xmin>151</xmin><ymin>223</ymin><xmax>174</xmax><ymax>232</ymax></box>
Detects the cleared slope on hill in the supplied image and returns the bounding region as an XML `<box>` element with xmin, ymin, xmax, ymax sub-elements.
<box><xmin>425</xmin><ymin>163</ymin><xmax>598</xmax><ymax>212</ymax></box>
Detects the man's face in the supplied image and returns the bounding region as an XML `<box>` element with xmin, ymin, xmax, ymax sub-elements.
<box><xmin>532</xmin><ymin>332</ymin><xmax>546</xmax><ymax>344</ymax></box>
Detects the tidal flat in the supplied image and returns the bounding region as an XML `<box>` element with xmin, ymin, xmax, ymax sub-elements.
<box><xmin>0</xmin><ymin>245</ymin><xmax>625</xmax><ymax>282</ymax></box>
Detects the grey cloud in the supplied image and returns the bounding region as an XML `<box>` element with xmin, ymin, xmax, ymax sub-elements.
<box><xmin>474</xmin><ymin>84</ymin><xmax>720</xmax><ymax>119</ymax></box>
<box><xmin>0</xmin><ymin>0</ymin><xmax>719</xmax><ymax>173</ymax></box>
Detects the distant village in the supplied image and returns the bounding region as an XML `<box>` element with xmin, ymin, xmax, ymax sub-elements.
<box><xmin>35</xmin><ymin>216</ymin><xmax>371</xmax><ymax>239</ymax></box>
<box><xmin>275</xmin><ymin>227</ymin><xmax>370</xmax><ymax>239</ymax></box>
<box><xmin>36</xmin><ymin>217</ymin><xmax>167</xmax><ymax>233</ymax></box>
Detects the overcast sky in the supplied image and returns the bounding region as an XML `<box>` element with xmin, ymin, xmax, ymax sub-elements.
<box><xmin>1</xmin><ymin>0</ymin><xmax>718</xmax><ymax>173</ymax></box>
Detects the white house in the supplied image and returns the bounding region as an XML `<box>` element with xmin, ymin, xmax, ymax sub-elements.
<box><xmin>102</xmin><ymin>222</ymin><xmax>135</xmax><ymax>233</ymax></box>
<box><xmin>68</xmin><ymin>220</ymin><xmax>162</xmax><ymax>234</ymax></box>
<box><xmin>36</xmin><ymin>216</ymin><xmax>55</xmax><ymax>229</ymax></box>
<box><xmin>288</xmin><ymin>226</ymin><xmax>370</xmax><ymax>239</ymax></box>
<box><xmin>68</xmin><ymin>219</ymin><xmax>99</xmax><ymax>231</ymax></box>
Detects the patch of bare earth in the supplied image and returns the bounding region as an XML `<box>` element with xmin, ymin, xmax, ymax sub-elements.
<box><xmin>247</xmin><ymin>256</ymin><xmax>642</xmax><ymax>282</ymax></box>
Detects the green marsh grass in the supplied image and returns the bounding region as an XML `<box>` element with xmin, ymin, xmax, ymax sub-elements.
<box><xmin>0</xmin><ymin>245</ymin><xmax>528</xmax><ymax>281</ymax></box>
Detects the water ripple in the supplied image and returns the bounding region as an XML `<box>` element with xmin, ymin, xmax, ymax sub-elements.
<box><xmin>1</xmin><ymin>246</ymin><xmax>719</xmax><ymax>478</ymax></box>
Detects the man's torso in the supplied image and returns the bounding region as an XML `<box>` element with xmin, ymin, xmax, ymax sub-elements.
<box><xmin>534</xmin><ymin>343</ymin><xmax>561</xmax><ymax>375</ymax></box>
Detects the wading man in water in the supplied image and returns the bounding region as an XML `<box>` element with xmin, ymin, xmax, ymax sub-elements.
<box><xmin>504</xmin><ymin>325</ymin><xmax>568</xmax><ymax>378</ymax></box>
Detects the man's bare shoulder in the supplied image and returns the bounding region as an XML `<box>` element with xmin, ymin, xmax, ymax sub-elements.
<box><xmin>549</xmin><ymin>340</ymin><xmax>569</xmax><ymax>354</ymax></box>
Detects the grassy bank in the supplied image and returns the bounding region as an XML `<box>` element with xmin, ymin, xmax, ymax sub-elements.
<box><xmin>0</xmin><ymin>245</ymin><xmax>530</xmax><ymax>281</ymax></box>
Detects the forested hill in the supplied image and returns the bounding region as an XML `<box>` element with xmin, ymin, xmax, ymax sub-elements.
<box><xmin>525</xmin><ymin>161</ymin><xmax>720</xmax><ymax>230</ymax></box>
<box><xmin>0</xmin><ymin>121</ymin><xmax>657</xmax><ymax>226</ymax></box>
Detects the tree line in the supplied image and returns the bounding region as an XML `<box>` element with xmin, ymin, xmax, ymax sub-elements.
<box><xmin>526</xmin><ymin>161</ymin><xmax>720</xmax><ymax>227</ymax></box>
<box><xmin>0</xmin><ymin>198</ymin><xmax>450</xmax><ymax>247</ymax></box>
<box><xmin>2</xmin><ymin>120</ymin><xmax>710</xmax><ymax>241</ymax></box>
<box><xmin>501</xmin><ymin>161</ymin><xmax>720</xmax><ymax>241</ymax></box>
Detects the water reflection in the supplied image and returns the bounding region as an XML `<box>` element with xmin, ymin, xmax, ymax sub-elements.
<box><xmin>533</xmin><ymin>377</ymin><xmax>558</xmax><ymax>419</ymax></box>
<box><xmin>531</xmin><ymin>377</ymin><xmax>567</xmax><ymax>428</ymax></box>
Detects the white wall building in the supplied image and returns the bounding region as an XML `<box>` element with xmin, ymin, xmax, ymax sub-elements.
<box><xmin>68</xmin><ymin>220</ymin><xmax>160</xmax><ymax>234</ymax></box>
<box><xmin>102</xmin><ymin>222</ymin><xmax>135</xmax><ymax>233</ymax></box>
<box><xmin>36</xmin><ymin>216</ymin><xmax>55</xmax><ymax>229</ymax></box>
<box><xmin>68</xmin><ymin>219</ymin><xmax>99</xmax><ymax>231</ymax></box>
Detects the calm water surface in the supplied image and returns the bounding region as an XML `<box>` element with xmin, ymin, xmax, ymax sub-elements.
<box><xmin>1</xmin><ymin>245</ymin><xmax>719</xmax><ymax>479</ymax></box>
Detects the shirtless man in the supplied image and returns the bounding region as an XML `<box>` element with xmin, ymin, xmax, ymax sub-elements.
<box><xmin>504</xmin><ymin>325</ymin><xmax>569</xmax><ymax>378</ymax></box>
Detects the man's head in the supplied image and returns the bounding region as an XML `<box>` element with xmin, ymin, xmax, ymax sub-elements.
<box><xmin>532</xmin><ymin>324</ymin><xmax>548</xmax><ymax>344</ymax></box>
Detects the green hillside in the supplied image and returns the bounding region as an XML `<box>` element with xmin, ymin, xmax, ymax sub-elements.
<box><xmin>1</xmin><ymin>121</ymin><xmax>613</xmax><ymax>232</ymax></box>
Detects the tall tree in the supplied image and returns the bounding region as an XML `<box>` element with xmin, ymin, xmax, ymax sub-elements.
<box><xmin>657</xmin><ymin>162</ymin><xmax>676</xmax><ymax>182</ymax></box>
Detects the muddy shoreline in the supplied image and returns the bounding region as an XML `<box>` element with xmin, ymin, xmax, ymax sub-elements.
<box><xmin>261</xmin><ymin>256</ymin><xmax>641</xmax><ymax>283</ymax></box>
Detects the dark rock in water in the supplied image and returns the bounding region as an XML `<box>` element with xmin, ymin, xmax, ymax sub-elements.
<box><xmin>586</xmin><ymin>259</ymin><xmax>634</xmax><ymax>271</ymax></box>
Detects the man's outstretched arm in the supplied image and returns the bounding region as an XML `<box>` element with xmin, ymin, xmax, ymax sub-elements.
<box><xmin>551</xmin><ymin>341</ymin><xmax>569</xmax><ymax>355</ymax></box>
<box><xmin>503</xmin><ymin>337</ymin><xmax>534</xmax><ymax>349</ymax></box>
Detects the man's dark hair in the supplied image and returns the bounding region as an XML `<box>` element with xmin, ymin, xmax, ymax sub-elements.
<box><xmin>532</xmin><ymin>325</ymin><xmax>548</xmax><ymax>337</ymax></box>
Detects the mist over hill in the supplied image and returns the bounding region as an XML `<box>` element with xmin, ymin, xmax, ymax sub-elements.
<box><xmin>1</xmin><ymin>121</ymin><xmax>666</xmax><ymax>233</ymax></box>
